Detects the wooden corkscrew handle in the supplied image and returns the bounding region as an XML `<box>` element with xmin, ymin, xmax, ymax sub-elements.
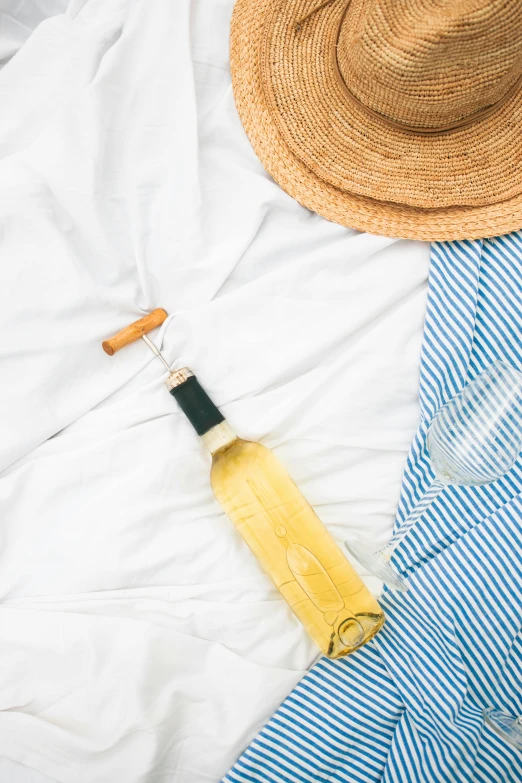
<box><xmin>102</xmin><ymin>308</ymin><xmax>168</xmax><ymax>355</ymax></box>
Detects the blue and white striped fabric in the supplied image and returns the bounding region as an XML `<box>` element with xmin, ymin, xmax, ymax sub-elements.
<box><xmin>224</xmin><ymin>232</ymin><xmax>522</xmax><ymax>783</ymax></box>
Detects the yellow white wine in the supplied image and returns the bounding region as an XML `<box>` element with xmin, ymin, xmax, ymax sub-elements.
<box><xmin>168</xmin><ymin>369</ymin><xmax>385</xmax><ymax>658</ymax></box>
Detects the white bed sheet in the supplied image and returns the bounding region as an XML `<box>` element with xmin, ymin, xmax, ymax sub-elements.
<box><xmin>0</xmin><ymin>1</ymin><xmax>430</xmax><ymax>781</ymax></box>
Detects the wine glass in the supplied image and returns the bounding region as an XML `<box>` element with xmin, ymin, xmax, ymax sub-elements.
<box><xmin>346</xmin><ymin>360</ymin><xmax>522</xmax><ymax>591</ymax></box>
<box><xmin>483</xmin><ymin>707</ymin><xmax>522</xmax><ymax>750</ymax></box>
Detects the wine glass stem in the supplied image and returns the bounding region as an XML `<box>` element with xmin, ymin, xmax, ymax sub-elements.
<box><xmin>385</xmin><ymin>479</ymin><xmax>445</xmax><ymax>555</ymax></box>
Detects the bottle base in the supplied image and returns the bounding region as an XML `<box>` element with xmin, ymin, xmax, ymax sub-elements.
<box><xmin>326</xmin><ymin>611</ymin><xmax>385</xmax><ymax>659</ymax></box>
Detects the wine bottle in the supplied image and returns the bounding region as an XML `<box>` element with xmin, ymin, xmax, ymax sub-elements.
<box><xmin>168</xmin><ymin>368</ymin><xmax>385</xmax><ymax>658</ymax></box>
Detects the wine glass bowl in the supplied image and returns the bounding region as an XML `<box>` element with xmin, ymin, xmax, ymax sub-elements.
<box><xmin>346</xmin><ymin>360</ymin><xmax>522</xmax><ymax>591</ymax></box>
<box><xmin>428</xmin><ymin>361</ymin><xmax>522</xmax><ymax>486</ymax></box>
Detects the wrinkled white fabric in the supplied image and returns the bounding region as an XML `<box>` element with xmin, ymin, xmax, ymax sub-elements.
<box><xmin>0</xmin><ymin>0</ymin><xmax>430</xmax><ymax>781</ymax></box>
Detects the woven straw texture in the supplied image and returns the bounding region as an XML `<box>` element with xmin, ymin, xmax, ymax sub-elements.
<box><xmin>230</xmin><ymin>0</ymin><xmax>522</xmax><ymax>240</ymax></box>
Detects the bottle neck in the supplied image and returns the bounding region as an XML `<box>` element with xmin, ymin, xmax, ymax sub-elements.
<box><xmin>200</xmin><ymin>421</ymin><xmax>237</xmax><ymax>455</ymax></box>
<box><xmin>167</xmin><ymin>369</ymin><xmax>237</xmax><ymax>453</ymax></box>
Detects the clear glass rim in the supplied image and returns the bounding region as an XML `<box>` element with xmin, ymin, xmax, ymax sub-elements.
<box><xmin>483</xmin><ymin>706</ymin><xmax>522</xmax><ymax>748</ymax></box>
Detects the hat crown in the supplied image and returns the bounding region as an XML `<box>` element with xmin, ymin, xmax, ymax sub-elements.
<box><xmin>337</xmin><ymin>0</ymin><xmax>522</xmax><ymax>129</ymax></box>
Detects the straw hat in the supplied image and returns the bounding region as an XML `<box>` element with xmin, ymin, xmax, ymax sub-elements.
<box><xmin>230</xmin><ymin>0</ymin><xmax>522</xmax><ymax>240</ymax></box>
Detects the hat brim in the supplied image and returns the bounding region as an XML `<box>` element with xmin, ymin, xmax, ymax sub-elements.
<box><xmin>230</xmin><ymin>0</ymin><xmax>522</xmax><ymax>241</ymax></box>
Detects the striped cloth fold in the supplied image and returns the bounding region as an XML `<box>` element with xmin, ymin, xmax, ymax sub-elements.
<box><xmin>224</xmin><ymin>232</ymin><xmax>522</xmax><ymax>783</ymax></box>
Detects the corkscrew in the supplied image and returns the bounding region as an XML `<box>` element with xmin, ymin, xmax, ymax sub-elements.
<box><xmin>102</xmin><ymin>308</ymin><xmax>195</xmax><ymax>389</ymax></box>
<box><xmin>102</xmin><ymin>308</ymin><xmax>221</xmax><ymax>427</ymax></box>
<box><xmin>102</xmin><ymin>307</ymin><xmax>172</xmax><ymax>370</ymax></box>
